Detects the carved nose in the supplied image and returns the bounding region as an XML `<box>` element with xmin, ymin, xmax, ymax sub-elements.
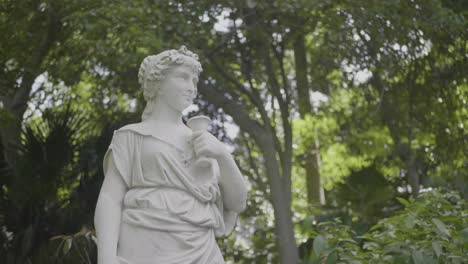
<box><xmin>187</xmin><ymin>85</ymin><xmax>196</xmax><ymax>96</ymax></box>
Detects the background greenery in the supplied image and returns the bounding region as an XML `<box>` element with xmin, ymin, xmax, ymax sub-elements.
<box><xmin>0</xmin><ymin>0</ymin><xmax>466</xmax><ymax>263</ymax></box>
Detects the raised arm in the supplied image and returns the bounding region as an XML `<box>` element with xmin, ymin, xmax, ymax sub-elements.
<box><xmin>94</xmin><ymin>153</ymin><xmax>127</xmax><ymax>264</ymax></box>
<box><xmin>192</xmin><ymin>130</ymin><xmax>247</xmax><ymax>213</ymax></box>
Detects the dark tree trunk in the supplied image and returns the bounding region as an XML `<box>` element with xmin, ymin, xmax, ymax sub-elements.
<box><xmin>257</xmin><ymin>134</ymin><xmax>300</xmax><ymax>264</ymax></box>
<box><xmin>0</xmin><ymin>7</ymin><xmax>58</xmax><ymax>171</ymax></box>
<box><xmin>198</xmin><ymin>83</ymin><xmax>300</xmax><ymax>263</ymax></box>
<box><xmin>293</xmin><ymin>34</ymin><xmax>325</xmax><ymax>205</ymax></box>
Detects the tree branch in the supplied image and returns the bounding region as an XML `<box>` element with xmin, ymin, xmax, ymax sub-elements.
<box><xmin>11</xmin><ymin>7</ymin><xmax>58</xmax><ymax>116</ymax></box>
<box><xmin>240</xmin><ymin>133</ymin><xmax>270</xmax><ymax>201</ymax></box>
<box><xmin>261</xmin><ymin>44</ymin><xmax>293</xmax><ymax>197</ymax></box>
<box><xmin>198</xmin><ymin>81</ymin><xmax>264</xmax><ymax>140</ymax></box>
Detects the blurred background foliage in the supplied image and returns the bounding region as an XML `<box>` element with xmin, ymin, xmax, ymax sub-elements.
<box><xmin>0</xmin><ymin>0</ymin><xmax>467</xmax><ymax>263</ymax></box>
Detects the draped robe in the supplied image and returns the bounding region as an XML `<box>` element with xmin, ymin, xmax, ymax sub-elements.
<box><xmin>103</xmin><ymin>123</ymin><xmax>237</xmax><ymax>264</ymax></box>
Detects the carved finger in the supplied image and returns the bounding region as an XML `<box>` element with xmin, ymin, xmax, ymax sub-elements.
<box><xmin>197</xmin><ymin>147</ymin><xmax>207</xmax><ymax>156</ymax></box>
<box><xmin>193</xmin><ymin>136</ymin><xmax>205</xmax><ymax>146</ymax></box>
<box><xmin>194</xmin><ymin>142</ymin><xmax>202</xmax><ymax>151</ymax></box>
<box><xmin>192</xmin><ymin>131</ymin><xmax>204</xmax><ymax>141</ymax></box>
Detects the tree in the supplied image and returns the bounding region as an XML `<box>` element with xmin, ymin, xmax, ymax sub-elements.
<box><xmin>336</xmin><ymin>0</ymin><xmax>467</xmax><ymax>196</ymax></box>
<box><xmin>1</xmin><ymin>0</ymin><xmax>466</xmax><ymax>263</ymax></box>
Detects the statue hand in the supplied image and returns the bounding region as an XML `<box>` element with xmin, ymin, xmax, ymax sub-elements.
<box><xmin>192</xmin><ymin>131</ymin><xmax>229</xmax><ymax>160</ymax></box>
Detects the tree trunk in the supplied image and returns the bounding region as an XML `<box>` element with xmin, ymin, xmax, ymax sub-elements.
<box><xmin>0</xmin><ymin>115</ymin><xmax>23</xmax><ymax>169</ymax></box>
<box><xmin>372</xmin><ymin>73</ymin><xmax>420</xmax><ymax>197</ymax></box>
<box><xmin>257</xmin><ymin>135</ymin><xmax>300</xmax><ymax>264</ymax></box>
<box><xmin>0</xmin><ymin>72</ymin><xmax>38</xmax><ymax>170</ymax></box>
<box><xmin>1</xmin><ymin>76</ymin><xmax>40</xmax><ymax>172</ymax></box>
<box><xmin>293</xmin><ymin>34</ymin><xmax>325</xmax><ymax>205</ymax></box>
<box><xmin>407</xmin><ymin>154</ymin><xmax>420</xmax><ymax>196</ymax></box>
<box><xmin>304</xmin><ymin>149</ymin><xmax>324</xmax><ymax>205</ymax></box>
<box><xmin>198</xmin><ymin>84</ymin><xmax>299</xmax><ymax>263</ymax></box>
<box><xmin>293</xmin><ymin>35</ymin><xmax>312</xmax><ymax>116</ymax></box>
<box><xmin>0</xmin><ymin>6</ymin><xmax>58</xmax><ymax>170</ymax></box>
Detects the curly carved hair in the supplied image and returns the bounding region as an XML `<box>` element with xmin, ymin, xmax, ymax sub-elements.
<box><xmin>138</xmin><ymin>46</ymin><xmax>202</xmax><ymax>101</ymax></box>
<box><xmin>138</xmin><ymin>46</ymin><xmax>202</xmax><ymax>120</ymax></box>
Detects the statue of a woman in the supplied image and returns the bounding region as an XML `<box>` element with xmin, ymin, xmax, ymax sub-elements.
<box><xmin>94</xmin><ymin>46</ymin><xmax>248</xmax><ymax>264</ymax></box>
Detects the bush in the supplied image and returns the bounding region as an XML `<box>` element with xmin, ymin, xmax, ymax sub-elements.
<box><xmin>303</xmin><ymin>190</ymin><xmax>468</xmax><ymax>264</ymax></box>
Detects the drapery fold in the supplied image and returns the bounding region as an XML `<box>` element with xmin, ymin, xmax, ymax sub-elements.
<box><xmin>102</xmin><ymin>123</ymin><xmax>238</xmax><ymax>263</ymax></box>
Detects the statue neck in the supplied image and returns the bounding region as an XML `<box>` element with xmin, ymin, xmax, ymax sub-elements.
<box><xmin>145</xmin><ymin>98</ymin><xmax>184</xmax><ymax>126</ymax></box>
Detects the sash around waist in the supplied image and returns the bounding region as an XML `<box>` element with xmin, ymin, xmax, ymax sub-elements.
<box><xmin>122</xmin><ymin>186</ymin><xmax>225</xmax><ymax>232</ymax></box>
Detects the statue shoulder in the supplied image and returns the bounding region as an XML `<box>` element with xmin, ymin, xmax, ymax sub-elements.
<box><xmin>115</xmin><ymin>122</ymin><xmax>152</xmax><ymax>138</ymax></box>
<box><xmin>118</xmin><ymin>122</ymin><xmax>144</xmax><ymax>132</ymax></box>
<box><xmin>108</xmin><ymin>123</ymin><xmax>145</xmax><ymax>149</ymax></box>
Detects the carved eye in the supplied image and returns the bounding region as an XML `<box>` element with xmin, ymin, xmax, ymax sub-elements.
<box><xmin>175</xmin><ymin>73</ymin><xmax>190</xmax><ymax>81</ymax></box>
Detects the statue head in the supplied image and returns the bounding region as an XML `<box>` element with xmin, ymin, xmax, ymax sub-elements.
<box><xmin>138</xmin><ymin>46</ymin><xmax>203</xmax><ymax>121</ymax></box>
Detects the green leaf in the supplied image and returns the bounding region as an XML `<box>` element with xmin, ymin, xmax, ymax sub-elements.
<box><xmin>313</xmin><ymin>235</ymin><xmax>326</xmax><ymax>257</ymax></box>
<box><xmin>412</xmin><ymin>250</ymin><xmax>424</xmax><ymax>264</ymax></box>
<box><xmin>432</xmin><ymin>218</ymin><xmax>451</xmax><ymax>237</ymax></box>
<box><xmin>422</xmin><ymin>255</ymin><xmax>438</xmax><ymax>264</ymax></box>
<box><xmin>460</xmin><ymin>227</ymin><xmax>468</xmax><ymax>242</ymax></box>
<box><xmin>432</xmin><ymin>242</ymin><xmax>442</xmax><ymax>258</ymax></box>
<box><xmin>396</xmin><ymin>197</ymin><xmax>410</xmax><ymax>207</ymax></box>
<box><xmin>338</xmin><ymin>238</ymin><xmax>358</xmax><ymax>245</ymax></box>
<box><xmin>326</xmin><ymin>251</ymin><xmax>338</xmax><ymax>264</ymax></box>
<box><xmin>404</xmin><ymin>213</ymin><xmax>417</xmax><ymax>228</ymax></box>
<box><xmin>63</xmin><ymin>238</ymin><xmax>72</xmax><ymax>255</ymax></box>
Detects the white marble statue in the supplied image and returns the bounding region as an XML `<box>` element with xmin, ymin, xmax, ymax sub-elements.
<box><xmin>94</xmin><ymin>46</ymin><xmax>248</xmax><ymax>264</ymax></box>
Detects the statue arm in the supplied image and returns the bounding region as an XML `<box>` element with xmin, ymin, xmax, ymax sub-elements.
<box><xmin>216</xmin><ymin>151</ymin><xmax>247</xmax><ymax>213</ymax></box>
<box><xmin>94</xmin><ymin>153</ymin><xmax>127</xmax><ymax>264</ymax></box>
<box><xmin>192</xmin><ymin>130</ymin><xmax>247</xmax><ymax>213</ymax></box>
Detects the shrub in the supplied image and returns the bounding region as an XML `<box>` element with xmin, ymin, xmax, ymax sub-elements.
<box><xmin>303</xmin><ymin>190</ymin><xmax>468</xmax><ymax>264</ymax></box>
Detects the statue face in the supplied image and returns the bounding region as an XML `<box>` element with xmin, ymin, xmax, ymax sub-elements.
<box><xmin>158</xmin><ymin>65</ymin><xmax>199</xmax><ymax>112</ymax></box>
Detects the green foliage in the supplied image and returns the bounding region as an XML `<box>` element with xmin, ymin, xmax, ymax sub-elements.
<box><xmin>293</xmin><ymin>88</ymin><xmax>397</xmax><ymax>191</ymax></box>
<box><xmin>359</xmin><ymin>190</ymin><xmax>468</xmax><ymax>263</ymax></box>
<box><xmin>300</xmin><ymin>190</ymin><xmax>468</xmax><ymax>263</ymax></box>
<box><xmin>50</xmin><ymin>227</ymin><xmax>96</xmax><ymax>264</ymax></box>
<box><xmin>1</xmin><ymin>0</ymin><xmax>467</xmax><ymax>263</ymax></box>
<box><xmin>0</xmin><ymin>103</ymin><xmax>112</xmax><ymax>263</ymax></box>
<box><xmin>331</xmin><ymin>165</ymin><xmax>398</xmax><ymax>225</ymax></box>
